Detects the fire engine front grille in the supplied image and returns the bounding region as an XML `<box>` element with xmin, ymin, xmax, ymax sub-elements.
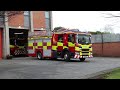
<box><xmin>82</xmin><ymin>55</ymin><xmax>89</xmax><ymax>56</ymax></box>
<box><xmin>82</xmin><ymin>49</ymin><xmax>89</xmax><ymax>51</ymax></box>
<box><xmin>82</xmin><ymin>52</ymin><xmax>89</xmax><ymax>53</ymax></box>
<box><xmin>82</xmin><ymin>52</ymin><xmax>89</xmax><ymax>55</ymax></box>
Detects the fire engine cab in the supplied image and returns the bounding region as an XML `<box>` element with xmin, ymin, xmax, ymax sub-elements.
<box><xmin>28</xmin><ymin>29</ymin><xmax>93</xmax><ymax>62</ymax></box>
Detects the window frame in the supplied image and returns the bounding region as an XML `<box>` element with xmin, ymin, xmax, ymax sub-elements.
<box><xmin>58</xmin><ymin>34</ymin><xmax>63</xmax><ymax>43</ymax></box>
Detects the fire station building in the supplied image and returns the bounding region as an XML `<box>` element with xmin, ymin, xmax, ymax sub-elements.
<box><xmin>0</xmin><ymin>11</ymin><xmax>52</xmax><ymax>59</ymax></box>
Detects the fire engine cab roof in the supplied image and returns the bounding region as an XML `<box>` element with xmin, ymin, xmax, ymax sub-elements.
<box><xmin>53</xmin><ymin>29</ymin><xmax>91</xmax><ymax>35</ymax></box>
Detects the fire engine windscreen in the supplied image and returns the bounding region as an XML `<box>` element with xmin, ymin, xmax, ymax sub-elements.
<box><xmin>77</xmin><ymin>34</ymin><xmax>91</xmax><ymax>44</ymax></box>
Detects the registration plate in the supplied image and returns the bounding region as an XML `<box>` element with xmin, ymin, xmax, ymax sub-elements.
<box><xmin>83</xmin><ymin>56</ymin><xmax>88</xmax><ymax>58</ymax></box>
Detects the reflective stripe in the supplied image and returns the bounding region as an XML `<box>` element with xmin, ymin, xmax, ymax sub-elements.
<box><xmin>38</xmin><ymin>42</ymin><xmax>43</xmax><ymax>46</ymax></box>
<box><xmin>18</xmin><ymin>46</ymin><xmax>24</xmax><ymax>49</ymax></box>
<box><xmin>43</xmin><ymin>46</ymin><xmax>47</xmax><ymax>50</ymax></box>
<box><xmin>34</xmin><ymin>46</ymin><xmax>38</xmax><ymax>49</ymax></box>
<box><xmin>10</xmin><ymin>45</ymin><xmax>15</xmax><ymax>48</ymax></box>
<box><xmin>30</xmin><ymin>38</ymin><xmax>34</xmax><ymax>40</ymax></box>
<box><xmin>80</xmin><ymin>52</ymin><xmax>82</xmax><ymax>56</ymax></box>
<box><xmin>14</xmin><ymin>49</ymin><xmax>26</xmax><ymax>55</ymax></box>
<box><xmin>28</xmin><ymin>40</ymin><xmax>34</xmax><ymax>47</ymax></box>
<box><xmin>57</xmin><ymin>42</ymin><xmax>63</xmax><ymax>46</ymax></box>
<box><xmin>75</xmin><ymin>47</ymin><xmax>80</xmax><ymax>51</ymax></box>
<box><xmin>28</xmin><ymin>43</ymin><xmax>33</xmax><ymax>46</ymax></box>
<box><xmin>74</xmin><ymin>54</ymin><xmax>80</xmax><ymax>59</ymax></box>
<box><xmin>77</xmin><ymin>55</ymin><xmax>80</xmax><ymax>58</ymax></box>
<box><xmin>74</xmin><ymin>55</ymin><xmax>77</xmax><ymax>58</ymax></box>
<box><xmin>68</xmin><ymin>42</ymin><xmax>75</xmax><ymax>47</ymax></box>
<box><xmin>47</xmin><ymin>42</ymin><xmax>51</xmax><ymax>46</ymax></box>
<box><xmin>63</xmin><ymin>46</ymin><xmax>68</xmax><ymax>49</ymax></box>
<box><xmin>81</xmin><ymin>45</ymin><xmax>89</xmax><ymax>48</ymax></box>
<box><xmin>52</xmin><ymin>46</ymin><xmax>57</xmax><ymax>50</ymax></box>
<box><xmin>28</xmin><ymin>40</ymin><xmax>34</xmax><ymax>53</ymax></box>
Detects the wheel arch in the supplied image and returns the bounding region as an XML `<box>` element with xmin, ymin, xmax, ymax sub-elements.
<box><xmin>61</xmin><ymin>48</ymin><xmax>70</xmax><ymax>58</ymax></box>
<box><xmin>35</xmin><ymin>49</ymin><xmax>43</xmax><ymax>56</ymax></box>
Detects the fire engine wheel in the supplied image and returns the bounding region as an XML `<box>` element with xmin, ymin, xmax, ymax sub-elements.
<box><xmin>79</xmin><ymin>58</ymin><xmax>85</xmax><ymax>62</ymax></box>
<box><xmin>37</xmin><ymin>52</ymin><xmax>42</xmax><ymax>60</ymax></box>
<box><xmin>64</xmin><ymin>51</ymin><xmax>70</xmax><ymax>62</ymax></box>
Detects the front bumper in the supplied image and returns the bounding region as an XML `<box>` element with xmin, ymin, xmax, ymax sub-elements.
<box><xmin>74</xmin><ymin>52</ymin><xmax>93</xmax><ymax>59</ymax></box>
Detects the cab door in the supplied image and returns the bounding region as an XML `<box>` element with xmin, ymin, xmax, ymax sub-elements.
<box><xmin>57</xmin><ymin>34</ymin><xmax>63</xmax><ymax>52</ymax></box>
<box><xmin>68</xmin><ymin>34</ymin><xmax>75</xmax><ymax>52</ymax></box>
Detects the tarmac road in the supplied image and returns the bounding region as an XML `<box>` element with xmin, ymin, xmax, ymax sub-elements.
<box><xmin>0</xmin><ymin>57</ymin><xmax>120</xmax><ymax>79</ymax></box>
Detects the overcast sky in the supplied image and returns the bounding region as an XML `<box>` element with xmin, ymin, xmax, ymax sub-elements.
<box><xmin>52</xmin><ymin>11</ymin><xmax>120</xmax><ymax>33</ymax></box>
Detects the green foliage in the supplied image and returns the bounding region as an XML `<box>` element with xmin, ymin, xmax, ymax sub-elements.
<box><xmin>88</xmin><ymin>31</ymin><xmax>111</xmax><ymax>35</ymax></box>
<box><xmin>105</xmin><ymin>68</ymin><xmax>120</xmax><ymax>79</ymax></box>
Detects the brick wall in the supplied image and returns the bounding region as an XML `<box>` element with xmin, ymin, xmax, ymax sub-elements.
<box><xmin>33</xmin><ymin>11</ymin><xmax>46</xmax><ymax>29</ymax></box>
<box><xmin>93</xmin><ymin>42</ymin><xmax>120</xmax><ymax>57</ymax></box>
<box><xmin>8</xmin><ymin>11</ymin><xmax>46</xmax><ymax>29</ymax></box>
<box><xmin>92</xmin><ymin>43</ymin><xmax>103</xmax><ymax>56</ymax></box>
<box><xmin>8</xmin><ymin>14</ymin><xmax>24</xmax><ymax>27</ymax></box>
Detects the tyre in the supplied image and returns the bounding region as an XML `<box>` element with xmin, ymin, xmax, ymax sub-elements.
<box><xmin>37</xmin><ymin>52</ymin><xmax>42</xmax><ymax>60</ymax></box>
<box><xmin>79</xmin><ymin>58</ymin><xmax>85</xmax><ymax>62</ymax></box>
<box><xmin>64</xmin><ymin>51</ymin><xmax>70</xmax><ymax>62</ymax></box>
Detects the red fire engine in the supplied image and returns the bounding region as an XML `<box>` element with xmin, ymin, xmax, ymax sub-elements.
<box><xmin>10</xmin><ymin>37</ymin><xmax>27</xmax><ymax>56</ymax></box>
<box><xmin>28</xmin><ymin>29</ymin><xmax>93</xmax><ymax>62</ymax></box>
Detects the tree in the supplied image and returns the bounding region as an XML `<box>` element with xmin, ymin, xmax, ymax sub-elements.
<box><xmin>88</xmin><ymin>31</ymin><xmax>103</xmax><ymax>35</ymax></box>
<box><xmin>88</xmin><ymin>30</ymin><xmax>111</xmax><ymax>35</ymax></box>
<box><xmin>102</xmin><ymin>12</ymin><xmax>120</xmax><ymax>18</ymax></box>
<box><xmin>103</xmin><ymin>25</ymin><xmax>113</xmax><ymax>33</ymax></box>
<box><xmin>101</xmin><ymin>12</ymin><xmax>120</xmax><ymax>33</ymax></box>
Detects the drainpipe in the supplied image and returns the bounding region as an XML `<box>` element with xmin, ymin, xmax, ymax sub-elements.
<box><xmin>29</xmin><ymin>11</ymin><xmax>34</xmax><ymax>32</ymax></box>
<box><xmin>47</xmin><ymin>11</ymin><xmax>52</xmax><ymax>36</ymax></box>
<box><xmin>49</xmin><ymin>11</ymin><xmax>53</xmax><ymax>30</ymax></box>
<box><xmin>101</xmin><ymin>33</ymin><xmax>103</xmax><ymax>56</ymax></box>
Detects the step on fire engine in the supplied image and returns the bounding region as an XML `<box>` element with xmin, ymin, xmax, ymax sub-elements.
<box><xmin>28</xmin><ymin>29</ymin><xmax>93</xmax><ymax>62</ymax></box>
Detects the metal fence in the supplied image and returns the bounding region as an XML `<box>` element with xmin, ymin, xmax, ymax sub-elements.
<box><xmin>91</xmin><ymin>33</ymin><xmax>120</xmax><ymax>43</ymax></box>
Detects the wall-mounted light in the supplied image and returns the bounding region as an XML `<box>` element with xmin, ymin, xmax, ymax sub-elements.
<box><xmin>41</xmin><ymin>28</ymin><xmax>44</xmax><ymax>30</ymax></box>
<box><xmin>14</xmin><ymin>32</ymin><xmax>23</xmax><ymax>34</ymax></box>
<box><xmin>18</xmin><ymin>26</ymin><xmax>21</xmax><ymax>28</ymax></box>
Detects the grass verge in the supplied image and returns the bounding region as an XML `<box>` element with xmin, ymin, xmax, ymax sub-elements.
<box><xmin>103</xmin><ymin>68</ymin><xmax>120</xmax><ymax>79</ymax></box>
